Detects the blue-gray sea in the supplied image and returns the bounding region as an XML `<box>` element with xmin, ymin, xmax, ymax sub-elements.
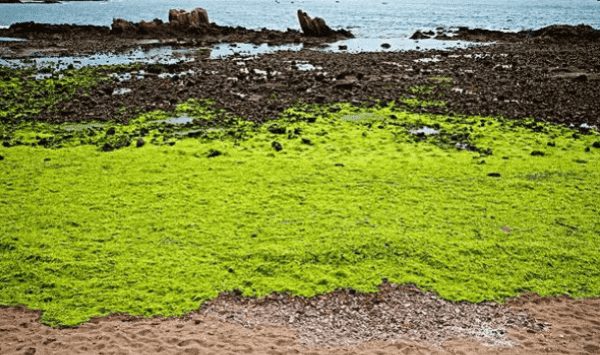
<box><xmin>1</xmin><ymin>0</ymin><xmax>598</xmax><ymax>68</ymax></box>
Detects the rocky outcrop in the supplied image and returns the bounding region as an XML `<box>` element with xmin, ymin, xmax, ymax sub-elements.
<box><xmin>111</xmin><ymin>18</ymin><xmax>166</xmax><ymax>35</ymax></box>
<box><xmin>168</xmin><ymin>8</ymin><xmax>210</xmax><ymax>27</ymax></box>
<box><xmin>432</xmin><ymin>24</ymin><xmax>600</xmax><ymax>44</ymax></box>
<box><xmin>409</xmin><ymin>30</ymin><xmax>434</xmax><ymax>40</ymax></box>
<box><xmin>0</xmin><ymin>21</ymin><xmax>109</xmax><ymax>40</ymax></box>
<box><xmin>0</xmin><ymin>8</ymin><xmax>353</xmax><ymax>45</ymax></box>
<box><xmin>297</xmin><ymin>10</ymin><xmax>350</xmax><ymax>37</ymax></box>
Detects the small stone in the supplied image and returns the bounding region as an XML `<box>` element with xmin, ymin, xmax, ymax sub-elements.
<box><xmin>207</xmin><ymin>149</ymin><xmax>222</xmax><ymax>157</ymax></box>
<box><xmin>338</xmin><ymin>45</ymin><xmax>348</xmax><ymax>50</ymax></box>
<box><xmin>334</xmin><ymin>79</ymin><xmax>355</xmax><ymax>90</ymax></box>
<box><xmin>271</xmin><ymin>141</ymin><xmax>282</xmax><ymax>151</ymax></box>
<box><xmin>381</xmin><ymin>43</ymin><xmax>391</xmax><ymax>49</ymax></box>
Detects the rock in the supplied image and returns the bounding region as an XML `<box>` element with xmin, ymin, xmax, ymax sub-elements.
<box><xmin>136</xmin><ymin>138</ymin><xmax>145</xmax><ymax>148</ymax></box>
<box><xmin>111</xmin><ymin>18</ymin><xmax>134</xmax><ymax>32</ymax></box>
<box><xmin>169</xmin><ymin>8</ymin><xmax>209</xmax><ymax>27</ymax></box>
<box><xmin>381</xmin><ymin>43</ymin><xmax>391</xmax><ymax>48</ymax></box>
<box><xmin>334</xmin><ymin>78</ymin><xmax>356</xmax><ymax>90</ymax></box>
<box><xmin>339</xmin><ymin>45</ymin><xmax>347</xmax><ymax>50</ymax></box>
<box><xmin>297</xmin><ymin>10</ymin><xmax>334</xmax><ymax>37</ymax></box>
<box><xmin>410</xmin><ymin>30</ymin><xmax>431</xmax><ymax>40</ymax></box>
<box><xmin>271</xmin><ymin>141</ymin><xmax>283</xmax><ymax>151</ymax></box>
<box><xmin>573</xmin><ymin>74</ymin><xmax>588</xmax><ymax>82</ymax></box>
<box><xmin>207</xmin><ymin>149</ymin><xmax>222</xmax><ymax>157</ymax></box>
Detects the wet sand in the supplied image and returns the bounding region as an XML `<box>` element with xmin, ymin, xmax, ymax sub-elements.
<box><xmin>1</xmin><ymin>282</ymin><xmax>599</xmax><ymax>355</ymax></box>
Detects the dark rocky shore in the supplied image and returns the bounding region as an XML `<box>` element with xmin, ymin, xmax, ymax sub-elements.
<box><xmin>1</xmin><ymin>23</ymin><xmax>599</xmax><ymax>130</ymax></box>
<box><xmin>412</xmin><ymin>24</ymin><xmax>600</xmax><ymax>45</ymax></box>
<box><xmin>7</xmin><ymin>41</ymin><xmax>598</xmax><ymax>130</ymax></box>
<box><xmin>0</xmin><ymin>8</ymin><xmax>353</xmax><ymax>59</ymax></box>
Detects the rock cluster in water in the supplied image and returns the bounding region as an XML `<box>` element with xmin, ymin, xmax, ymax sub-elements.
<box><xmin>0</xmin><ymin>7</ymin><xmax>354</xmax><ymax>44</ymax></box>
<box><xmin>411</xmin><ymin>24</ymin><xmax>600</xmax><ymax>44</ymax></box>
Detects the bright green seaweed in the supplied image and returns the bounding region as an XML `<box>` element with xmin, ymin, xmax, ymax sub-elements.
<box><xmin>1</xmin><ymin>66</ymin><xmax>600</xmax><ymax>328</ymax></box>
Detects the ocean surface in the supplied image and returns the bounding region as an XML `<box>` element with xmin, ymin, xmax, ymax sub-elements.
<box><xmin>0</xmin><ymin>0</ymin><xmax>598</xmax><ymax>69</ymax></box>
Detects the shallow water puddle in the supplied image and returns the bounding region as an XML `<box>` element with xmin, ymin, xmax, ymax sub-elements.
<box><xmin>112</xmin><ymin>88</ymin><xmax>132</xmax><ymax>96</ymax></box>
<box><xmin>409</xmin><ymin>126</ymin><xmax>439</xmax><ymax>135</ymax></box>
<box><xmin>157</xmin><ymin>113</ymin><xmax>195</xmax><ymax>125</ymax></box>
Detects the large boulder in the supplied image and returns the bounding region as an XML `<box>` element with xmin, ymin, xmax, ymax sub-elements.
<box><xmin>297</xmin><ymin>10</ymin><xmax>334</xmax><ymax>37</ymax></box>
<box><xmin>169</xmin><ymin>8</ymin><xmax>210</xmax><ymax>27</ymax></box>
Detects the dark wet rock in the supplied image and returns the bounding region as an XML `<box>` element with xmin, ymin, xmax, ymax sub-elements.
<box><xmin>268</xmin><ymin>125</ymin><xmax>286</xmax><ymax>134</ymax></box>
<box><xmin>435</xmin><ymin>24</ymin><xmax>600</xmax><ymax>44</ymax></box>
<box><xmin>530</xmin><ymin>150</ymin><xmax>545</xmax><ymax>156</ymax></box>
<box><xmin>381</xmin><ymin>43</ymin><xmax>391</xmax><ymax>49</ymax></box>
<box><xmin>573</xmin><ymin>74</ymin><xmax>588</xmax><ymax>82</ymax></box>
<box><xmin>487</xmin><ymin>173</ymin><xmax>501</xmax><ymax>177</ymax></box>
<box><xmin>410</xmin><ymin>30</ymin><xmax>432</xmax><ymax>40</ymax></box>
<box><xmin>207</xmin><ymin>149</ymin><xmax>222</xmax><ymax>157</ymax></box>
<box><xmin>339</xmin><ymin>45</ymin><xmax>348</xmax><ymax>50</ymax></box>
<box><xmin>334</xmin><ymin>78</ymin><xmax>356</xmax><ymax>90</ymax></box>
<box><xmin>271</xmin><ymin>141</ymin><xmax>282</xmax><ymax>151</ymax></box>
<box><xmin>136</xmin><ymin>138</ymin><xmax>145</xmax><ymax>148</ymax></box>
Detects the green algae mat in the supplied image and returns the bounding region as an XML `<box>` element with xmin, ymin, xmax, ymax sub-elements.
<box><xmin>1</xmin><ymin>74</ymin><xmax>600</xmax><ymax>327</ymax></box>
